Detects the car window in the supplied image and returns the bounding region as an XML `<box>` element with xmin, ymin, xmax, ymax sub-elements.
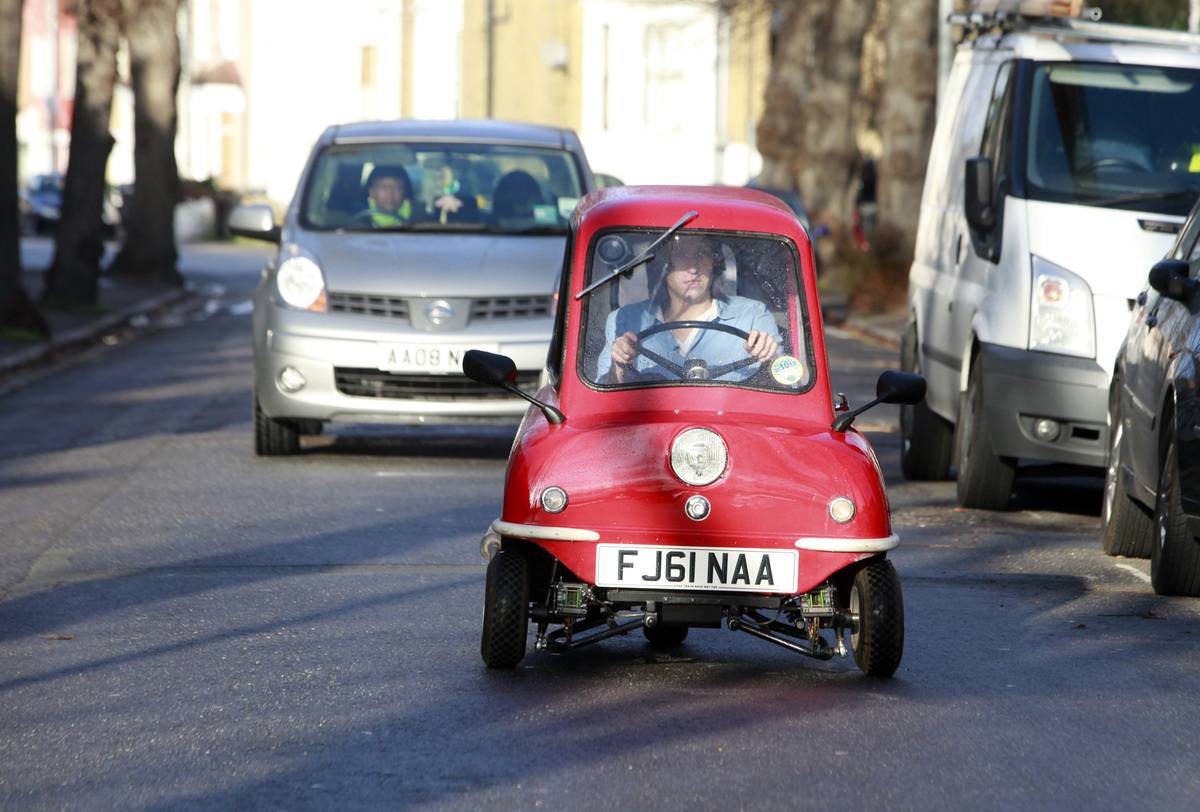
<box><xmin>578</xmin><ymin>230</ymin><xmax>814</xmax><ymax>393</ymax></box>
<box><xmin>301</xmin><ymin>142</ymin><xmax>584</xmax><ymax>233</ymax></box>
<box><xmin>1025</xmin><ymin>62</ymin><xmax>1200</xmax><ymax>217</ymax></box>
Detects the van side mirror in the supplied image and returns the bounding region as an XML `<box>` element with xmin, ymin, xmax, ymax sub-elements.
<box><xmin>832</xmin><ymin>370</ymin><xmax>926</xmax><ymax>433</ymax></box>
<box><xmin>964</xmin><ymin>157</ymin><xmax>995</xmax><ymax>234</ymax></box>
<box><xmin>462</xmin><ymin>350</ymin><xmax>565</xmax><ymax>425</ymax></box>
<box><xmin>1148</xmin><ymin>259</ymin><xmax>1192</xmax><ymax>301</ymax></box>
<box><xmin>228</xmin><ymin>204</ymin><xmax>280</xmax><ymax>243</ymax></box>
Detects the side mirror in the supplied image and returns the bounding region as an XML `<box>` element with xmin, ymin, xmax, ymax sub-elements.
<box><xmin>228</xmin><ymin>204</ymin><xmax>280</xmax><ymax>243</ymax></box>
<box><xmin>1148</xmin><ymin>259</ymin><xmax>1192</xmax><ymax>300</ymax></box>
<box><xmin>463</xmin><ymin>350</ymin><xmax>565</xmax><ymax>425</ymax></box>
<box><xmin>876</xmin><ymin>370</ymin><xmax>927</xmax><ymax>405</ymax></box>
<box><xmin>964</xmin><ymin>156</ymin><xmax>995</xmax><ymax>234</ymax></box>
<box><xmin>832</xmin><ymin>370</ymin><xmax>927</xmax><ymax>433</ymax></box>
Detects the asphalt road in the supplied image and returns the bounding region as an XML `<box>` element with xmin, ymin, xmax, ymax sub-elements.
<box><xmin>2</xmin><ymin>247</ymin><xmax>1199</xmax><ymax>810</ymax></box>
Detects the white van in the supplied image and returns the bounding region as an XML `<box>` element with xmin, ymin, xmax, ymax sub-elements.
<box><xmin>902</xmin><ymin>13</ymin><xmax>1200</xmax><ymax>509</ymax></box>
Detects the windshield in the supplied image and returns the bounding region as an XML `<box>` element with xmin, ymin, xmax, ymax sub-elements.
<box><xmin>579</xmin><ymin>230</ymin><xmax>814</xmax><ymax>393</ymax></box>
<box><xmin>1025</xmin><ymin>62</ymin><xmax>1200</xmax><ymax>216</ymax></box>
<box><xmin>301</xmin><ymin>142</ymin><xmax>584</xmax><ymax>233</ymax></box>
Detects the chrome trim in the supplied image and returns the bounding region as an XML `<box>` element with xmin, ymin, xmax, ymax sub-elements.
<box><xmin>794</xmin><ymin>534</ymin><xmax>899</xmax><ymax>553</ymax></box>
<box><xmin>491</xmin><ymin>519</ymin><xmax>600</xmax><ymax>542</ymax></box>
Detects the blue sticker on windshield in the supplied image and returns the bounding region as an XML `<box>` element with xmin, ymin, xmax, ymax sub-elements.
<box><xmin>533</xmin><ymin>205</ymin><xmax>558</xmax><ymax>224</ymax></box>
<box><xmin>770</xmin><ymin>355</ymin><xmax>805</xmax><ymax>387</ymax></box>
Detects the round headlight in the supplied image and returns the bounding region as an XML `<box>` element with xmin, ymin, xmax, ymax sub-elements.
<box><xmin>829</xmin><ymin>496</ymin><xmax>856</xmax><ymax>524</ymax></box>
<box><xmin>276</xmin><ymin>256</ymin><xmax>326</xmax><ymax>311</ymax></box>
<box><xmin>540</xmin><ymin>486</ymin><xmax>568</xmax><ymax>513</ymax></box>
<box><xmin>670</xmin><ymin>428</ymin><xmax>728</xmax><ymax>486</ymax></box>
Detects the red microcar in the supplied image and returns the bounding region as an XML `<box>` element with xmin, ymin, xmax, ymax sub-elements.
<box><xmin>463</xmin><ymin>186</ymin><xmax>925</xmax><ymax>676</ymax></box>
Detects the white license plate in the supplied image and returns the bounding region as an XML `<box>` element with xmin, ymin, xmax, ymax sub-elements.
<box><xmin>377</xmin><ymin>343</ymin><xmax>496</xmax><ymax>373</ymax></box>
<box><xmin>595</xmin><ymin>544</ymin><xmax>798</xmax><ymax>593</ymax></box>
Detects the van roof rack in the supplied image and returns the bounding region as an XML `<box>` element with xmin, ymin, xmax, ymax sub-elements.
<box><xmin>951</xmin><ymin>2</ymin><xmax>1200</xmax><ymax>50</ymax></box>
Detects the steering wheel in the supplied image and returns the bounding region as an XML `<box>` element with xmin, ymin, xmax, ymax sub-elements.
<box><xmin>1080</xmin><ymin>156</ymin><xmax>1150</xmax><ymax>174</ymax></box>
<box><xmin>630</xmin><ymin>321</ymin><xmax>759</xmax><ymax>381</ymax></box>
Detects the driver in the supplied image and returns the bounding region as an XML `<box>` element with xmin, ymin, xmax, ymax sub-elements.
<box><xmin>598</xmin><ymin>236</ymin><xmax>780</xmax><ymax>384</ymax></box>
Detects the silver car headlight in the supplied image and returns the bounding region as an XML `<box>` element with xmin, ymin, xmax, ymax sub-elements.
<box><xmin>276</xmin><ymin>256</ymin><xmax>327</xmax><ymax>312</ymax></box>
<box><xmin>670</xmin><ymin>428</ymin><xmax>728</xmax><ymax>486</ymax></box>
<box><xmin>1028</xmin><ymin>255</ymin><xmax>1095</xmax><ymax>359</ymax></box>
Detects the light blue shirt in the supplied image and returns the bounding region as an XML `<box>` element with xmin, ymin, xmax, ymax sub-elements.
<box><xmin>596</xmin><ymin>295</ymin><xmax>782</xmax><ymax>383</ymax></box>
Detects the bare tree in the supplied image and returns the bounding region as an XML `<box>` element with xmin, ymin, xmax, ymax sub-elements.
<box><xmin>108</xmin><ymin>0</ymin><xmax>181</xmax><ymax>285</ymax></box>
<box><xmin>43</xmin><ymin>0</ymin><xmax>122</xmax><ymax>307</ymax></box>
<box><xmin>876</xmin><ymin>0</ymin><xmax>939</xmax><ymax>259</ymax></box>
<box><xmin>756</xmin><ymin>0</ymin><xmax>879</xmax><ymax>229</ymax></box>
<box><xmin>0</xmin><ymin>0</ymin><xmax>49</xmax><ymax>338</ymax></box>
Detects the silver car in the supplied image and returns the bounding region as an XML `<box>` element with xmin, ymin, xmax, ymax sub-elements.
<box><xmin>231</xmin><ymin>120</ymin><xmax>595</xmax><ymax>454</ymax></box>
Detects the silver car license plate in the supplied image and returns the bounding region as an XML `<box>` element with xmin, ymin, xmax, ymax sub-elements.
<box><xmin>377</xmin><ymin>343</ymin><xmax>497</xmax><ymax>374</ymax></box>
<box><xmin>595</xmin><ymin>544</ymin><xmax>798</xmax><ymax>593</ymax></box>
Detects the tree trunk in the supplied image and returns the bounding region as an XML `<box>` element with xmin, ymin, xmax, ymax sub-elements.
<box><xmin>0</xmin><ymin>0</ymin><xmax>49</xmax><ymax>337</ymax></box>
<box><xmin>108</xmin><ymin>0</ymin><xmax>181</xmax><ymax>284</ymax></box>
<box><xmin>43</xmin><ymin>0</ymin><xmax>122</xmax><ymax>307</ymax></box>
<box><xmin>875</xmin><ymin>0</ymin><xmax>938</xmax><ymax>261</ymax></box>
<box><xmin>756</xmin><ymin>0</ymin><xmax>878</xmax><ymax>228</ymax></box>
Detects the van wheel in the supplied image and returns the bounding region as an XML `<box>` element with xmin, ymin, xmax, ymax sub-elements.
<box><xmin>956</xmin><ymin>360</ymin><xmax>1016</xmax><ymax>510</ymax></box>
<box><xmin>1151</xmin><ymin>423</ymin><xmax>1200</xmax><ymax>596</ymax></box>
<box><xmin>850</xmin><ymin>558</ymin><xmax>904</xmax><ymax>677</ymax></box>
<box><xmin>643</xmin><ymin>623</ymin><xmax>688</xmax><ymax>650</ymax></box>
<box><xmin>254</xmin><ymin>395</ymin><xmax>300</xmax><ymax>456</ymax></box>
<box><xmin>481</xmin><ymin>550</ymin><xmax>530</xmax><ymax>668</ymax></box>
<box><xmin>899</xmin><ymin>322</ymin><xmax>954</xmax><ymax>480</ymax></box>
<box><xmin>1100</xmin><ymin>389</ymin><xmax>1153</xmax><ymax>558</ymax></box>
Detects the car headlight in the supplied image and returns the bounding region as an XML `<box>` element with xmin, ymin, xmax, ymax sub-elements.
<box><xmin>670</xmin><ymin>428</ymin><xmax>728</xmax><ymax>486</ymax></box>
<box><xmin>1028</xmin><ymin>255</ymin><xmax>1095</xmax><ymax>358</ymax></box>
<box><xmin>276</xmin><ymin>256</ymin><xmax>327</xmax><ymax>312</ymax></box>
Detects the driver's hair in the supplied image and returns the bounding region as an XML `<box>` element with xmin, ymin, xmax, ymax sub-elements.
<box><xmin>650</xmin><ymin>236</ymin><xmax>730</xmax><ymax>310</ymax></box>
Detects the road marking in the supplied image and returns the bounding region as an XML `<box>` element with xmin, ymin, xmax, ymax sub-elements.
<box><xmin>1114</xmin><ymin>562</ymin><xmax>1151</xmax><ymax>584</ymax></box>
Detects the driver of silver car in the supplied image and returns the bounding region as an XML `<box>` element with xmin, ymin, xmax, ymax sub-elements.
<box><xmin>598</xmin><ymin>236</ymin><xmax>780</xmax><ymax>384</ymax></box>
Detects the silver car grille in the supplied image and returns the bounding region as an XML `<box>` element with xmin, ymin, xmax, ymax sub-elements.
<box><xmin>334</xmin><ymin>368</ymin><xmax>541</xmax><ymax>400</ymax></box>
<box><xmin>328</xmin><ymin>292</ymin><xmax>550</xmax><ymax>322</ymax></box>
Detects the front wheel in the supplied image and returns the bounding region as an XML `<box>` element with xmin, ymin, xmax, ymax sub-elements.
<box><xmin>253</xmin><ymin>395</ymin><xmax>300</xmax><ymax>456</ymax></box>
<box><xmin>956</xmin><ymin>359</ymin><xmax>1016</xmax><ymax>510</ymax></box>
<box><xmin>1151</xmin><ymin>424</ymin><xmax>1200</xmax><ymax>596</ymax></box>
<box><xmin>643</xmin><ymin>623</ymin><xmax>688</xmax><ymax>650</ymax></box>
<box><xmin>850</xmin><ymin>558</ymin><xmax>904</xmax><ymax>677</ymax></box>
<box><xmin>1100</xmin><ymin>387</ymin><xmax>1153</xmax><ymax>558</ymax></box>
<box><xmin>899</xmin><ymin>322</ymin><xmax>954</xmax><ymax>481</ymax></box>
<box><xmin>480</xmin><ymin>550</ymin><xmax>530</xmax><ymax>668</ymax></box>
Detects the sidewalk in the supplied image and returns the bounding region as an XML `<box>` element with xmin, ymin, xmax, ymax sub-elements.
<box><xmin>840</xmin><ymin>308</ymin><xmax>906</xmax><ymax>350</ymax></box>
<box><xmin>0</xmin><ymin>243</ymin><xmax>194</xmax><ymax>381</ymax></box>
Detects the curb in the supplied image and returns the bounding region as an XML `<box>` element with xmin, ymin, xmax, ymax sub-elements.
<box><xmin>841</xmin><ymin>319</ymin><xmax>902</xmax><ymax>351</ymax></box>
<box><xmin>0</xmin><ymin>287</ymin><xmax>195</xmax><ymax>380</ymax></box>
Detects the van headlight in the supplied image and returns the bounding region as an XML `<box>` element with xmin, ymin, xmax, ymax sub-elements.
<box><xmin>1028</xmin><ymin>256</ymin><xmax>1094</xmax><ymax>359</ymax></box>
<box><xmin>276</xmin><ymin>256</ymin><xmax>327</xmax><ymax>312</ymax></box>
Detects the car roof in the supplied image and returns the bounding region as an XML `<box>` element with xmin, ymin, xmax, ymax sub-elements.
<box><xmin>575</xmin><ymin>185</ymin><xmax>801</xmax><ymax>235</ymax></box>
<box><xmin>325</xmin><ymin>119</ymin><xmax>573</xmax><ymax>148</ymax></box>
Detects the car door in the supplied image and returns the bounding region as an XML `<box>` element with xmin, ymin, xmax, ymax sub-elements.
<box><xmin>1127</xmin><ymin>207</ymin><xmax>1200</xmax><ymax>493</ymax></box>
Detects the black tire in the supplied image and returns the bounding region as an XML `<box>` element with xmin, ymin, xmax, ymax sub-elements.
<box><xmin>900</xmin><ymin>322</ymin><xmax>954</xmax><ymax>481</ymax></box>
<box><xmin>850</xmin><ymin>558</ymin><xmax>904</xmax><ymax>677</ymax></box>
<box><xmin>1100</xmin><ymin>387</ymin><xmax>1154</xmax><ymax>558</ymax></box>
<box><xmin>1151</xmin><ymin>422</ymin><xmax>1200</xmax><ymax>596</ymax></box>
<box><xmin>955</xmin><ymin>359</ymin><xmax>1016</xmax><ymax>510</ymax></box>
<box><xmin>643</xmin><ymin>623</ymin><xmax>688</xmax><ymax>650</ymax></box>
<box><xmin>253</xmin><ymin>395</ymin><xmax>300</xmax><ymax>456</ymax></box>
<box><xmin>480</xmin><ymin>550</ymin><xmax>530</xmax><ymax>668</ymax></box>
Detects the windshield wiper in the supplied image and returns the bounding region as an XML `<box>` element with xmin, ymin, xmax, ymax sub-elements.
<box><xmin>575</xmin><ymin>210</ymin><xmax>699</xmax><ymax>300</ymax></box>
<box><xmin>1085</xmin><ymin>189</ymin><xmax>1199</xmax><ymax>209</ymax></box>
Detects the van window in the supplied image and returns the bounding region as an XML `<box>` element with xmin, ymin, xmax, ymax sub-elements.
<box><xmin>1025</xmin><ymin>62</ymin><xmax>1200</xmax><ymax>216</ymax></box>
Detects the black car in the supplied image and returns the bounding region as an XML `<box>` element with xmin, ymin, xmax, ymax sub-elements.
<box><xmin>1102</xmin><ymin>195</ymin><xmax>1200</xmax><ymax>595</ymax></box>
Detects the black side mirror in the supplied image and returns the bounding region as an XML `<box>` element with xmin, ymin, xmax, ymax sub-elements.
<box><xmin>876</xmin><ymin>370</ymin><xmax>927</xmax><ymax>405</ymax></box>
<box><xmin>832</xmin><ymin>370</ymin><xmax>927</xmax><ymax>433</ymax></box>
<box><xmin>227</xmin><ymin>203</ymin><xmax>280</xmax><ymax>243</ymax></box>
<box><xmin>462</xmin><ymin>350</ymin><xmax>564</xmax><ymax>425</ymax></box>
<box><xmin>463</xmin><ymin>349</ymin><xmax>517</xmax><ymax>387</ymax></box>
<box><xmin>964</xmin><ymin>156</ymin><xmax>995</xmax><ymax>234</ymax></box>
<box><xmin>1148</xmin><ymin>259</ymin><xmax>1192</xmax><ymax>301</ymax></box>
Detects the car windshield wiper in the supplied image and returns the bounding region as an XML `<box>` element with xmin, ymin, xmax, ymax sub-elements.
<box><xmin>1085</xmin><ymin>188</ymin><xmax>1199</xmax><ymax>209</ymax></box>
<box><xmin>575</xmin><ymin>210</ymin><xmax>699</xmax><ymax>300</ymax></box>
